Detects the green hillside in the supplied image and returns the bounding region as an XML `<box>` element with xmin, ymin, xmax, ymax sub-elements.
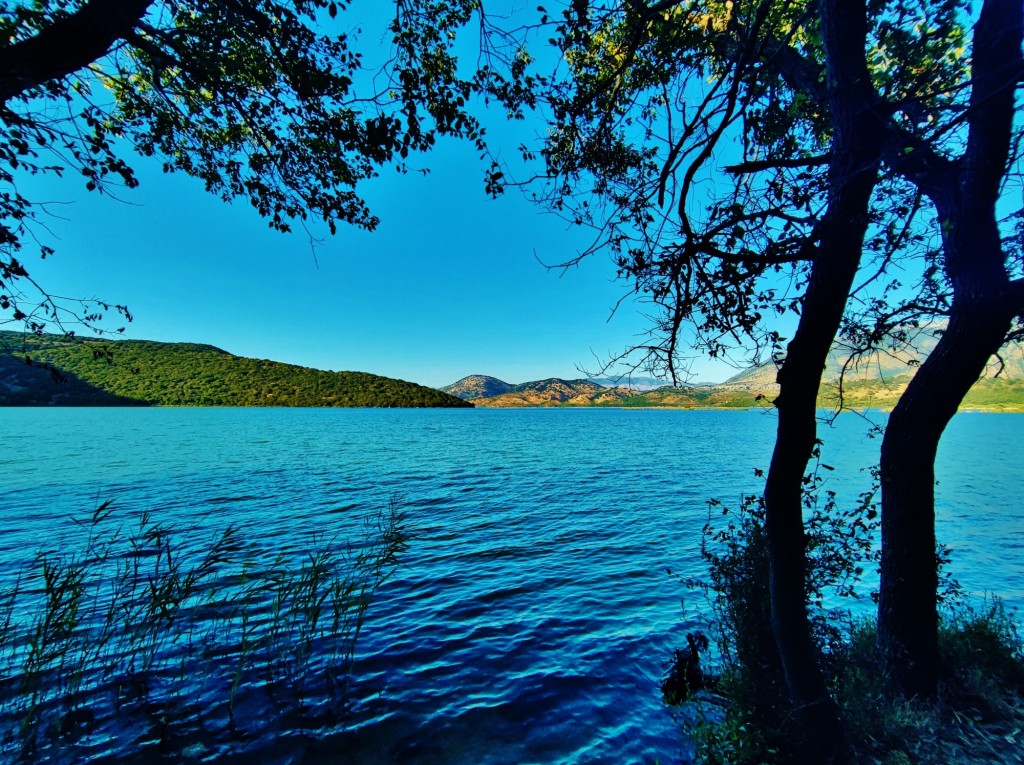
<box><xmin>0</xmin><ymin>352</ymin><xmax>147</xmax><ymax>406</ymax></box>
<box><xmin>0</xmin><ymin>332</ymin><xmax>472</xmax><ymax>408</ymax></box>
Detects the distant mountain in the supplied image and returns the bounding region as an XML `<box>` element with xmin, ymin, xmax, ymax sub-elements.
<box><xmin>447</xmin><ymin>337</ymin><xmax>1024</xmax><ymax>411</ymax></box>
<box><xmin>723</xmin><ymin>335</ymin><xmax>1024</xmax><ymax>394</ymax></box>
<box><xmin>721</xmin><ymin>338</ymin><xmax>940</xmax><ymax>391</ymax></box>
<box><xmin>0</xmin><ymin>331</ymin><xmax>472</xmax><ymax>408</ymax></box>
<box><xmin>443</xmin><ymin>374</ymin><xmax>764</xmax><ymax>408</ymax></box>
<box><xmin>443</xmin><ymin>376</ymin><xmax>620</xmax><ymax>407</ymax></box>
<box><xmin>587</xmin><ymin>375</ymin><xmax>669</xmax><ymax>391</ymax></box>
<box><xmin>717</xmin><ymin>363</ymin><xmax>778</xmax><ymax>391</ymax></box>
<box><xmin>441</xmin><ymin>375</ymin><xmax>515</xmax><ymax>400</ymax></box>
<box><xmin>474</xmin><ymin>378</ymin><xmax>616</xmax><ymax>407</ymax></box>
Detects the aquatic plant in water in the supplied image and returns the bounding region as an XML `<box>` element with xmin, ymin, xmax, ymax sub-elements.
<box><xmin>0</xmin><ymin>498</ymin><xmax>407</xmax><ymax>762</ymax></box>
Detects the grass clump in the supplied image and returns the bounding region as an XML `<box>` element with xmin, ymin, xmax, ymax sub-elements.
<box><xmin>0</xmin><ymin>498</ymin><xmax>407</xmax><ymax>762</ymax></box>
<box><xmin>834</xmin><ymin>601</ymin><xmax>1024</xmax><ymax>764</ymax></box>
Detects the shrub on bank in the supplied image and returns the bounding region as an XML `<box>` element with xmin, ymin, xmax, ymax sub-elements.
<box><xmin>666</xmin><ymin>454</ymin><xmax>1024</xmax><ymax>764</ymax></box>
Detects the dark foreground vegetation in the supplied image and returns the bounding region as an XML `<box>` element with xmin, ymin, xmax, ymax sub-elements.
<box><xmin>0</xmin><ymin>500</ymin><xmax>407</xmax><ymax>762</ymax></box>
<box><xmin>0</xmin><ymin>331</ymin><xmax>471</xmax><ymax>408</ymax></box>
<box><xmin>664</xmin><ymin>479</ymin><xmax>1024</xmax><ymax>764</ymax></box>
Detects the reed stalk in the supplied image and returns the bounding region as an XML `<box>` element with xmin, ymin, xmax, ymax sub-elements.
<box><xmin>0</xmin><ymin>497</ymin><xmax>407</xmax><ymax>761</ymax></box>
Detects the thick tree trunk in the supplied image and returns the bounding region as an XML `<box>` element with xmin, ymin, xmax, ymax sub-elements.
<box><xmin>764</xmin><ymin>254</ymin><xmax>858</xmax><ymax>762</ymax></box>
<box><xmin>877</xmin><ymin>0</ymin><xmax>1022</xmax><ymax>697</ymax></box>
<box><xmin>879</xmin><ymin>300</ymin><xmax>1011</xmax><ymax>694</ymax></box>
<box><xmin>878</xmin><ymin>201</ymin><xmax>1013</xmax><ymax>697</ymax></box>
<box><xmin>761</xmin><ymin>2</ymin><xmax>881</xmax><ymax>760</ymax></box>
<box><xmin>0</xmin><ymin>0</ymin><xmax>154</xmax><ymax>105</ymax></box>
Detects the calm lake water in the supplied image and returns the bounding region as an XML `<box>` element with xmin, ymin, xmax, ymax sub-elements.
<box><xmin>1</xmin><ymin>408</ymin><xmax>1021</xmax><ymax>763</ymax></box>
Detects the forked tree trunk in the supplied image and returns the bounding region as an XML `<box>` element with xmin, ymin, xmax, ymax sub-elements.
<box><xmin>761</xmin><ymin>2</ymin><xmax>882</xmax><ymax>760</ymax></box>
<box><xmin>877</xmin><ymin>0</ymin><xmax>1022</xmax><ymax>697</ymax></box>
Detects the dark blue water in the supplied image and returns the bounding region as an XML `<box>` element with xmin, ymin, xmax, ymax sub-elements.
<box><xmin>1</xmin><ymin>408</ymin><xmax>1020</xmax><ymax>763</ymax></box>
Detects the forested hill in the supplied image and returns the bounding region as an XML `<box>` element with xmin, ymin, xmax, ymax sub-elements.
<box><xmin>0</xmin><ymin>332</ymin><xmax>472</xmax><ymax>408</ymax></box>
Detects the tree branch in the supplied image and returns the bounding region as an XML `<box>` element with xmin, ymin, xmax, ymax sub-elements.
<box><xmin>623</xmin><ymin>0</ymin><xmax>689</xmax><ymax>16</ymax></box>
<box><xmin>725</xmin><ymin>154</ymin><xmax>830</xmax><ymax>174</ymax></box>
<box><xmin>0</xmin><ymin>0</ymin><xmax>154</xmax><ymax>105</ymax></box>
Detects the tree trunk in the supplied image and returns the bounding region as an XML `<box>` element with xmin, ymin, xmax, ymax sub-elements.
<box><xmin>879</xmin><ymin>301</ymin><xmax>1011</xmax><ymax>694</ymax></box>
<box><xmin>877</xmin><ymin>0</ymin><xmax>1022</xmax><ymax>697</ymax></box>
<box><xmin>761</xmin><ymin>2</ymin><xmax>882</xmax><ymax>760</ymax></box>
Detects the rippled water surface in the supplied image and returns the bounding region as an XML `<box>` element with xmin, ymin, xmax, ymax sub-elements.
<box><xmin>1</xmin><ymin>408</ymin><xmax>1021</xmax><ymax>763</ymax></box>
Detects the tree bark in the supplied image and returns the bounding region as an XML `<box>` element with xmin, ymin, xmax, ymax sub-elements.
<box><xmin>878</xmin><ymin>0</ymin><xmax>1023</xmax><ymax>696</ymax></box>
<box><xmin>761</xmin><ymin>2</ymin><xmax>882</xmax><ymax>760</ymax></box>
<box><xmin>0</xmin><ymin>0</ymin><xmax>154</xmax><ymax>105</ymax></box>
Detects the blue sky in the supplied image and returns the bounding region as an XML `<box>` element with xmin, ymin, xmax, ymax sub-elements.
<box><xmin>12</xmin><ymin>4</ymin><xmax>753</xmax><ymax>390</ymax></box>
<box><xmin>22</xmin><ymin>134</ymin><xmax>736</xmax><ymax>389</ymax></box>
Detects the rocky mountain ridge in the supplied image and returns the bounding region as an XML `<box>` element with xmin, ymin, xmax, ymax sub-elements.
<box><xmin>444</xmin><ymin>342</ymin><xmax>1024</xmax><ymax>410</ymax></box>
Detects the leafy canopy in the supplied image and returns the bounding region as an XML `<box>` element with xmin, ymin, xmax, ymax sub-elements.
<box><xmin>515</xmin><ymin>0</ymin><xmax>1009</xmax><ymax>380</ymax></box>
<box><xmin>0</xmin><ymin>0</ymin><xmax>508</xmax><ymax>334</ymax></box>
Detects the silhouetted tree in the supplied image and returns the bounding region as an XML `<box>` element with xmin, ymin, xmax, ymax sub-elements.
<box><xmin>511</xmin><ymin>0</ymin><xmax>1023</xmax><ymax>753</ymax></box>
<box><xmin>868</xmin><ymin>0</ymin><xmax>1024</xmax><ymax>696</ymax></box>
<box><xmin>515</xmin><ymin>3</ymin><xmax>900</xmax><ymax>757</ymax></box>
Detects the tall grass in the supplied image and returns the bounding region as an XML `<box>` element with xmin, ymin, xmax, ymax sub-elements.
<box><xmin>833</xmin><ymin>601</ymin><xmax>1024</xmax><ymax>765</ymax></box>
<box><xmin>0</xmin><ymin>498</ymin><xmax>407</xmax><ymax>761</ymax></box>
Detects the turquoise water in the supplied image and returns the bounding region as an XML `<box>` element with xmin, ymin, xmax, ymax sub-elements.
<box><xmin>0</xmin><ymin>408</ymin><xmax>1020</xmax><ymax>763</ymax></box>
